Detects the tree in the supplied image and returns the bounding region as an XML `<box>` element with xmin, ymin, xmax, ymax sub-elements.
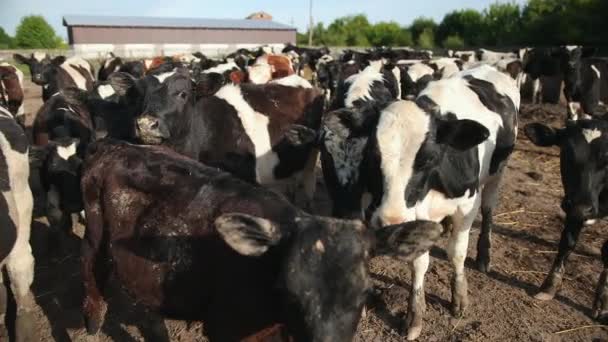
<box><xmin>0</xmin><ymin>27</ymin><xmax>12</xmax><ymax>49</ymax></box>
<box><xmin>366</xmin><ymin>21</ymin><xmax>403</xmax><ymax>47</ymax></box>
<box><xmin>437</xmin><ymin>9</ymin><xmax>485</xmax><ymax>47</ymax></box>
<box><xmin>417</xmin><ymin>28</ymin><xmax>435</xmax><ymax>49</ymax></box>
<box><xmin>410</xmin><ymin>17</ymin><xmax>437</xmax><ymax>45</ymax></box>
<box><xmin>483</xmin><ymin>2</ymin><xmax>522</xmax><ymax>45</ymax></box>
<box><xmin>14</xmin><ymin>15</ymin><xmax>63</xmax><ymax>49</ymax></box>
<box><xmin>443</xmin><ymin>35</ymin><xmax>465</xmax><ymax>49</ymax></box>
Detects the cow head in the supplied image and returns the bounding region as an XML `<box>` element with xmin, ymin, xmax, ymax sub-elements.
<box><xmin>30</xmin><ymin>138</ymin><xmax>84</xmax><ymax>213</ymax></box>
<box><xmin>560</xmin><ymin>46</ymin><xmax>600</xmax><ymax>120</ymax></box>
<box><xmin>370</xmin><ymin>100</ymin><xmax>490</xmax><ymax>228</ymax></box>
<box><xmin>522</xmin><ymin>48</ymin><xmax>563</xmax><ymax>79</ymax></box>
<box><xmin>215</xmin><ymin>212</ymin><xmax>443</xmax><ymax>341</ymax></box>
<box><xmin>109</xmin><ymin>67</ymin><xmax>194</xmax><ymax>145</ymax></box>
<box><xmin>525</xmin><ymin>120</ymin><xmax>608</xmax><ymax>223</ymax></box>
<box><xmin>14</xmin><ymin>53</ymin><xmax>64</xmax><ymax>85</ymax></box>
<box><xmin>316</xmin><ymin>59</ymin><xmax>340</xmax><ymax>96</ymax></box>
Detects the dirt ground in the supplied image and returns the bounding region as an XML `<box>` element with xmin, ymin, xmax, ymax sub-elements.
<box><xmin>14</xmin><ymin>79</ymin><xmax>608</xmax><ymax>341</ymax></box>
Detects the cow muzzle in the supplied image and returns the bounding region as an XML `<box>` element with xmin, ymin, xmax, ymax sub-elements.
<box><xmin>135</xmin><ymin>115</ymin><xmax>169</xmax><ymax>144</ymax></box>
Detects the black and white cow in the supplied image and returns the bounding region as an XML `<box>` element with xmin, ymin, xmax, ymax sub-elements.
<box><xmin>476</xmin><ymin>48</ymin><xmax>518</xmax><ymax>64</ymax></box>
<box><xmin>0</xmin><ymin>105</ymin><xmax>36</xmax><ymax>342</ymax></box>
<box><xmin>424</xmin><ymin>58</ymin><xmax>464</xmax><ymax>79</ymax></box>
<box><xmin>97</xmin><ymin>52</ymin><xmax>122</xmax><ymax>81</ymax></box>
<box><xmin>14</xmin><ymin>53</ymin><xmax>95</xmax><ymax>101</ymax></box>
<box><xmin>109</xmin><ymin>67</ymin><xmax>324</xmax><ymax>208</ymax></box>
<box><xmin>367</xmin><ymin>65</ymin><xmax>519</xmax><ymax>340</ymax></box>
<box><xmin>524</xmin><ymin>119</ymin><xmax>608</xmax><ymax>321</ymax></box>
<box><xmin>562</xmin><ymin>50</ymin><xmax>608</xmax><ymax>120</ymax></box>
<box><xmin>398</xmin><ymin>62</ymin><xmax>435</xmax><ymax>99</ymax></box>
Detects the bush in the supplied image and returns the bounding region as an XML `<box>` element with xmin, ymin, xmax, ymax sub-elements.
<box><xmin>443</xmin><ymin>34</ymin><xmax>465</xmax><ymax>49</ymax></box>
<box><xmin>417</xmin><ymin>28</ymin><xmax>435</xmax><ymax>49</ymax></box>
<box><xmin>0</xmin><ymin>27</ymin><xmax>13</xmax><ymax>49</ymax></box>
<box><xmin>14</xmin><ymin>15</ymin><xmax>63</xmax><ymax>49</ymax></box>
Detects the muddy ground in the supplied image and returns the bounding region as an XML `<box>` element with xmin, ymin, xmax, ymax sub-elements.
<box><xmin>12</xmin><ymin>80</ymin><xmax>608</xmax><ymax>341</ymax></box>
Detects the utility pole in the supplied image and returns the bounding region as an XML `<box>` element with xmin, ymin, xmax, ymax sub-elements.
<box><xmin>308</xmin><ymin>0</ymin><xmax>313</xmax><ymax>46</ymax></box>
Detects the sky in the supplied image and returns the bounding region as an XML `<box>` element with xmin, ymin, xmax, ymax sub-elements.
<box><xmin>2</xmin><ymin>0</ymin><xmax>527</xmax><ymax>38</ymax></box>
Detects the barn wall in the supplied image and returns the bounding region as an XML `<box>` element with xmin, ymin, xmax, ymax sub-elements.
<box><xmin>70</xmin><ymin>26</ymin><xmax>295</xmax><ymax>45</ymax></box>
<box><xmin>70</xmin><ymin>43</ymin><xmax>288</xmax><ymax>58</ymax></box>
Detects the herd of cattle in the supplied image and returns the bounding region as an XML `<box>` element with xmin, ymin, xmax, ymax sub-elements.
<box><xmin>0</xmin><ymin>42</ymin><xmax>607</xmax><ymax>341</ymax></box>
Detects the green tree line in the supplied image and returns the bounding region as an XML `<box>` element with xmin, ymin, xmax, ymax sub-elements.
<box><xmin>0</xmin><ymin>15</ymin><xmax>66</xmax><ymax>49</ymax></box>
<box><xmin>297</xmin><ymin>0</ymin><xmax>608</xmax><ymax>48</ymax></box>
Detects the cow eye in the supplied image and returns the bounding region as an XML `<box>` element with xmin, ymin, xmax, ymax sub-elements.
<box><xmin>177</xmin><ymin>91</ymin><xmax>188</xmax><ymax>99</ymax></box>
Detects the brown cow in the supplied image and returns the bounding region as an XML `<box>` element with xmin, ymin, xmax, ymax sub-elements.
<box><xmin>248</xmin><ymin>54</ymin><xmax>295</xmax><ymax>84</ymax></box>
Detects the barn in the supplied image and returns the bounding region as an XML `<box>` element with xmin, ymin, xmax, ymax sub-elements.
<box><xmin>62</xmin><ymin>14</ymin><xmax>296</xmax><ymax>58</ymax></box>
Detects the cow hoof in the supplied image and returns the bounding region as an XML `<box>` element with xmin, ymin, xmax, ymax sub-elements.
<box><xmin>534</xmin><ymin>291</ymin><xmax>555</xmax><ymax>301</ymax></box>
<box><xmin>85</xmin><ymin>315</ymin><xmax>102</xmax><ymax>335</ymax></box>
<box><xmin>476</xmin><ymin>258</ymin><xmax>491</xmax><ymax>273</ymax></box>
<box><xmin>451</xmin><ymin>301</ymin><xmax>467</xmax><ymax>318</ymax></box>
<box><xmin>0</xmin><ymin>324</ymin><xmax>8</xmax><ymax>341</ymax></box>
<box><xmin>406</xmin><ymin>325</ymin><xmax>422</xmax><ymax>341</ymax></box>
<box><xmin>15</xmin><ymin>311</ymin><xmax>37</xmax><ymax>342</ymax></box>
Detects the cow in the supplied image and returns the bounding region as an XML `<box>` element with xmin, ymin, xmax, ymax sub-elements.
<box><xmin>80</xmin><ymin>138</ymin><xmax>444</xmax><ymax>341</ymax></box>
<box><xmin>109</xmin><ymin>67</ymin><xmax>324</xmax><ymax>208</ymax></box>
<box><xmin>562</xmin><ymin>52</ymin><xmax>608</xmax><ymax>120</ymax></box>
<box><xmin>97</xmin><ymin>52</ymin><xmax>123</xmax><ymax>81</ymax></box>
<box><xmin>30</xmin><ymin>90</ymin><xmax>94</xmax><ymax>237</ymax></box>
<box><xmin>247</xmin><ymin>54</ymin><xmax>295</xmax><ymax>84</ymax></box>
<box><xmin>365</xmin><ymin>65</ymin><xmax>519</xmax><ymax>340</ymax></box>
<box><xmin>0</xmin><ymin>105</ymin><xmax>36</xmax><ymax>342</ymax></box>
<box><xmin>451</xmin><ymin>50</ymin><xmax>477</xmax><ymax>64</ymax></box>
<box><xmin>476</xmin><ymin>48</ymin><xmax>518</xmax><ymax>64</ymax></box>
<box><xmin>524</xmin><ymin>118</ymin><xmax>608</xmax><ymax>321</ymax></box>
<box><xmin>13</xmin><ymin>53</ymin><xmax>95</xmax><ymax>102</ymax></box>
<box><xmin>398</xmin><ymin>62</ymin><xmax>435</xmax><ymax>99</ymax></box>
<box><xmin>0</xmin><ymin>62</ymin><xmax>25</xmax><ymax>127</ymax></box>
<box><xmin>316</xmin><ymin>56</ymin><xmax>340</xmax><ymax>104</ymax></box>
<box><xmin>424</xmin><ymin>58</ymin><xmax>464</xmax><ymax>79</ymax></box>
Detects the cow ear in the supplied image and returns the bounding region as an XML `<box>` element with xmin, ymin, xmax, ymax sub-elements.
<box><xmin>13</xmin><ymin>54</ymin><xmax>31</xmax><ymax>65</ymax></box>
<box><xmin>374</xmin><ymin>220</ymin><xmax>443</xmax><ymax>262</ymax></box>
<box><xmin>51</xmin><ymin>56</ymin><xmax>66</xmax><ymax>66</ymax></box>
<box><xmin>215</xmin><ymin>213</ymin><xmax>282</xmax><ymax>257</ymax></box>
<box><xmin>436</xmin><ymin>118</ymin><xmax>490</xmax><ymax>151</ymax></box>
<box><xmin>109</xmin><ymin>72</ymin><xmax>137</xmax><ymax>97</ymax></box>
<box><xmin>284</xmin><ymin>124</ymin><xmax>319</xmax><ymax>147</ymax></box>
<box><xmin>195</xmin><ymin>72</ymin><xmax>225</xmax><ymax>97</ymax></box>
<box><xmin>524</xmin><ymin>123</ymin><xmax>560</xmax><ymax>147</ymax></box>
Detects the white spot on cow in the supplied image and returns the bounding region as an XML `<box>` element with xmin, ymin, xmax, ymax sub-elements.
<box><xmin>270</xmin><ymin>75</ymin><xmax>312</xmax><ymax>88</ymax></box>
<box><xmin>202</xmin><ymin>62</ymin><xmax>239</xmax><ymax>74</ymax></box>
<box><xmin>591</xmin><ymin>65</ymin><xmax>601</xmax><ymax>79</ymax></box>
<box><xmin>248</xmin><ymin>63</ymin><xmax>272</xmax><ymax>84</ymax></box>
<box><xmin>60</xmin><ymin>57</ymin><xmax>92</xmax><ymax>90</ymax></box>
<box><xmin>153</xmin><ymin>70</ymin><xmax>177</xmax><ymax>83</ymax></box>
<box><xmin>392</xmin><ymin>66</ymin><xmax>401</xmax><ymax>98</ymax></box>
<box><xmin>372</xmin><ymin>100</ymin><xmax>430</xmax><ymax>227</ymax></box>
<box><xmin>565</xmin><ymin>45</ymin><xmax>579</xmax><ymax>52</ymax></box>
<box><xmin>33</xmin><ymin>52</ymin><xmax>47</xmax><ymax>62</ymax></box>
<box><xmin>585</xmin><ymin>219</ymin><xmax>597</xmax><ymax>226</ymax></box>
<box><xmin>568</xmin><ymin>102</ymin><xmax>582</xmax><ymax>121</ymax></box>
<box><xmin>406</xmin><ymin>63</ymin><xmax>434</xmax><ymax>82</ymax></box>
<box><xmin>582</xmin><ymin>128</ymin><xmax>602</xmax><ymax>143</ymax></box>
<box><xmin>57</xmin><ymin>142</ymin><xmax>77</xmax><ymax>160</ymax></box>
<box><xmin>96</xmin><ymin>84</ymin><xmax>115</xmax><ymax>99</ymax></box>
<box><xmin>346</xmin><ymin>60</ymin><xmax>356</xmax><ymax>65</ymax></box>
<box><xmin>344</xmin><ymin>67</ymin><xmax>384</xmax><ymax>107</ymax></box>
<box><xmin>214</xmin><ymin>84</ymin><xmax>279</xmax><ymax>184</ymax></box>
<box><xmin>314</xmin><ymin>240</ymin><xmax>325</xmax><ymax>253</ymax></box>
<box><xmin>104</xmin><ymin>57</ymin><xmax>114</xmax><ymax>69</ymax></box>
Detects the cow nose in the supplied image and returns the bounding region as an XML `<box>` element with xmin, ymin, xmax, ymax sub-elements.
<box><xmin>137</xmin><ymin>115</ymin><xmax>160</xmax><ymax>131</ymax></box>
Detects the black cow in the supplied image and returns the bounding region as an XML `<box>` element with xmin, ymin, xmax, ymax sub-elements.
<box><xmin>80</xmin><ymin>138</ymin><xmax>444</xmax><ymax>341</ymax></box>
<box><xmin>561</xmin><ymin>48</ymin><xmax>608</xmax><ymax>119</ymax></box>
<box><xmin>0</xmin><ymin>105</ymin><xmax>36</xmax><ymax>342</ymax></box>
<box><xmin>98</xmin><ymin>52</ymin><xmax>122</xmax><ymax>81</ymax></box>
<box><xmin>13</xmin><ymin>53</ymin><xmax>95</xmax><ymax>102</ymax></box>
<box><xmin>525</xmin><ymin>119</ymin><xmax>608</xmax><ymax>321</ymax></box>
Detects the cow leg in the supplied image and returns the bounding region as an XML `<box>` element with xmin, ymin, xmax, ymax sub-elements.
<box><xmin>0</xmin><ymin>271</ymin><xmax>7</xmax><ymax>340</ymax></box>
<box><xmin>593</xmin><ymin>240</ymin><xmax>608</xmax><ymax>321</ymax></box>
<box><xmin>405</xmin><ymin>251</ymin><xmax>429</xmax><ymax>341</ymax></box>
<box><xmin>449</xmin><ymin>198</ymin><xmax>480</xmax><ymax>318</ymax></box>
<box><xmin>535</xmin><ymin>218</ymin><xmax>584</xmax><ymax>300</ymax></box>
<box><xmin>46</xmin><ymin>187</ymin><xmax>73</xmax><ymax>250</ymax></box>
<box><xmin>82</xmin><ymin>192</ymin><xmax>109</xmax><ymax>335</ymax></box>
<box><xmin>477</xmin><ymin>174</ymin><xmax>503</xmax><ymax>273</ymax></box>
<box><xmin>6</xmin><ymin>248</ymin><xmax>36</xmax><ymax>342</ymax></box>
<box><xmin>300</xmin><ymin>148</ymin><xmax>319</xmax><ymax>212</ymax></box>
<box><xmin>533</xmin><ymin>78</ymin><xmax>542</xmax><ymax>104</ymax></box>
